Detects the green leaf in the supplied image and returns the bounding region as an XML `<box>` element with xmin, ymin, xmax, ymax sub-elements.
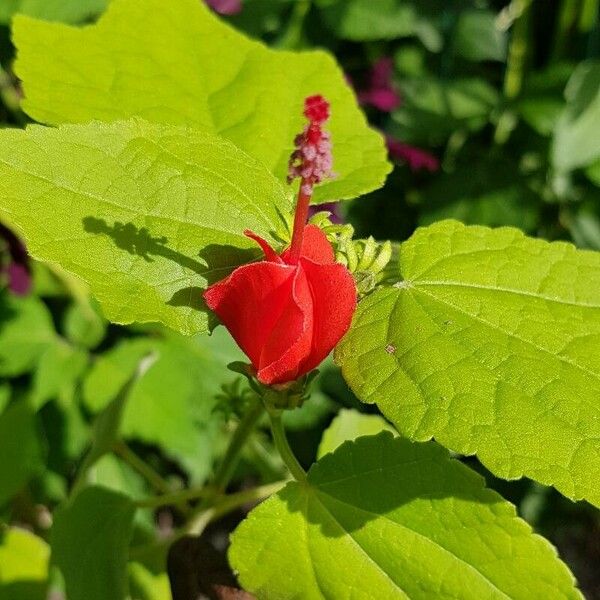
<box><xmin>0</xmin><ymin>119</ymin><xmax>290</xmax><ymax>335</ymax></box>
<box><xmin>518</xmin><ymin>97</ymin><xmax>564</xmax><ymax>136</ymax></box>
<box><xmin>85</xmin><ymin>329</ymin><xmax>241</xmax><ymax>482</ymax></box>
<box><xmin>0</xmin><ymin>0</ymin><xmax>107</xmax><ymax>24</ymax></box>
<box><xmin>392</xmin><ymin>78</ymin><xmax>499</xmax><ymax>145</ymax></box>
<box><xmin>0</xmin><ymin>400</ymin><xmax>44</xmax><ymax>507</ymax></box>
<box><xmin>414</xmin><ymin>152</ymin><xmax>540</xmax><ymax>232</ymax></box>
<box><xmin>317</xmin><ymin>408</ymin><xmax>396</xmax><ymax>458</ymax></box>
<box><xmin>336</xmin><ymin>220</ymin><xmax>600</xmax><ymax>507</ymax></box>
<box><xmin>0</xmin><ymin>528</ymin><xmax>49</xmax><ymax>600</ymax></box>
<box><xmin>315</xmin><ymin>0</ymin><xmax>418</xmax><ymax>40</ymax></box>
<box><xmin>553</xmin><ymin>61</ymin><xmax>600</xmax><ymax>171</ymax></box>
<box><xmin>83</xmin><ymin>338</ymin><xmax>157</xmax><ymax>412</ymax></box>
<box><xmin>51</xmin><ymin>486</ymin><xmax>135</xmax><ymax>600</ymax></box>
<box><xmin>0</xmin><ymin>385</ymin><xmax>10</xmax><ymax>415</ymax></box>
<box><xmin>282</xmin><ymin>390</ymin><xmax>337</xmax><ymax>431</ymax></box>
<box><xmin>13</xmin><ymin>0</ymin><xmax>390</xmax><ymax>203</ymax></box>
<box><xmin>63</xmin><ymin>300</ymin><xmax>107</xmax><ymax>349</ymax></box>
<box><xmin>128</xmin><ymin>563</ymin><xmax>172</xmax><ymax>600</ymax></box>
<box><xmin>31</xmin><ymin>340</ymin><xmax>89</xmax><ymax>409</ymax></box>
<box><xmin>585</xmin><ymin>158</ymin><xmax>600</xmax><ymax>186</ymax></box>
<box><xmin>76</xmin><ymin>354</ymin><xmax>154</xmax><ymax>490</ymax></box>
<box><xmin>0</xmin><ymin>294</ymin><xmax>55</xmax><ymax>377</ymax></box>
<box><xmin>454</xmin><ymin>10</ymin><xmax>506</xmax><ymax>62</ymax></box>
<box><xmin>230</xmin><ymin>433</ymin><xmax>581</xmax><ymax>599</ymax></box>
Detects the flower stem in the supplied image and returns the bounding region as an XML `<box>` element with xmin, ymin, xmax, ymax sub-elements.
<box><xmin>503</xmin><ymin>0</ymin><xmax>532</xmax><ymax>101</ymax></box>
<box><xmin>268</xmin><ymin>409</ymin><xmax>307</xmax><ymax>482</ymax></box>
<box><xmin>288</xmin><ymin>185</ymin><xmax>311</xmax><ymax>263</ymax></box>
<box><xmin>212</xmin><ymin>399</ymin><xmax>265</xmax><ymax>494</ymax></box>
<box><xmin>183</xmin><ymin>398</ymin><xmax>264</xmax><ymax>536</ymax></box>
<box><xmin>130</xmin><ymin>481</ymin><xmax>286</xmax><ymax>559</ymax></box>
<box><xmin>114</xmin><ymin>441</ymin><xmax>172</xmax><ymax>495</ymax></box>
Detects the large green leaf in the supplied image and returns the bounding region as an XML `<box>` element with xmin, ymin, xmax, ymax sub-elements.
<box><xmin>31</xmin><ymin>340</ymin><xmax>89</xmax><ymax>409</ymax></box>
<box><xmin>13</xmin><ymin>0</ymin><xmax>390</xmax><ymax>203</ymax></box>
<box><xmin>391</xmin><ymin>78</ymin><xmax>499</xmax><ymax>145</ymax></box>
<box><xmin>0</xmin><ymin>528</ymin><xmax>49</xmax><ymax>600</ymax></box>
<box><xmin>317</xmin><ymin>408</ymin><xmax>396</xmax><ymax>458</ymax></box>
<box><xmin>336</xmin><ymin>220</ymin><xmax>600</xmax><ymax>507</ymax></box>
<box><xmin>553</xmin><ymin>61</ymin><xmax>600</xmax><ymax>171</ymax></box>
<box><xmin>315</xmin><ymin>0</ymin><xmax>419</xmax><ymax>40</ymax></box>
<box><xmin>230</xmin><ymin>433</ymin><xmax>580</xmax><ymax>599</ymax></box>
<box><xmin>0</xmin><ymin>0</ymin><xmax>106</xmax><ymax>24</ymax></box>
<box><xmin>51</xmin><ymin>486</ymin><xmax>135</xmax><ymax>600</ymax></box>
<box><xmin>0</xmin><ymin>294</ymin><xmax>55</xmax><ymax>377</ymax></box>
<box><xmin>84</xmin><ymin>328</ymin><xmax>242</xmax><ymax>482</ymax></box>
<box><xmin>454</xmin><ymin>10</ymin><xmax>506</xmax><ymax>62</ymax></box>
<box><xmin>0</xmin><ymin>400</ymin><xmax>44</xmax><ymax>507</ymax></box>
<box><xmin>0</xmin><ymin>120</ymin><xmax>290</xmax><ymax>335</ymax></box>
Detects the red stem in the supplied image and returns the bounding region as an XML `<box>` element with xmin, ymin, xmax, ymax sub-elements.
<box><xmin>288</xmin><ymin>181</ymin><xmax>311</xmax><ymax>264</ymax></box>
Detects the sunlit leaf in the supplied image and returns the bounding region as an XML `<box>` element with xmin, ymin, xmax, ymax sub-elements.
<box><xmin>13</xmin><ymin>0</ymin><xmax>390</xmax><ymax>203</ymax></box>
<box><xmin>336</xmin><ymin>220</ymin><xmax>600</xmax><ymax>507</ymax></box>
<box><xmin>230</xmin><ymin>433</ymin><xmax>581</xmax><ymax>599</ymax></box>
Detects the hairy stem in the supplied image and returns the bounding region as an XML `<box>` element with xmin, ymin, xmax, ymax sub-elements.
<box><xmin>268</xmin><ymin>410</ymin><xmax>307</xmax><ymax>482</ymax></box>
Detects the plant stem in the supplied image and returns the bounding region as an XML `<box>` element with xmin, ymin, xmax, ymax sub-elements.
<box><xmin>580</xmin><ymin>0</ymin><xmax>599</xmax><ymax>32</ymax></box>
<box><xmin>183</xmin><ymin>399</ymin><xmax>264</xmax><ymax>536</ymax></box>
<box><xmin>114</xmin><ymin>441</ymin><xmax>172</xmax><ymax>495</ymax></box>
<box><xmin>276</xmin><ymin>0</ymin><xmax>311</xmax><ymax>49</ymax></box>
<box><xmin>212</xmin><ymin>399</ymin><xmax>265</xmax><ymax>494</ymax></box>
<box><xmin>288</xmin><ymin>186</ymin><xmax>311</xmax><ymax>264</ymax></box>
<box><xmin>129</xmin><ymin>481</ymin><xmax>286</xmax><ymax>559</ymax></box>
<box><xmin>186</xmin><ymin>480</ymin><xmax>287</xmax><ymax>536</ymax></box>
<box><xmin>504</xmin><ymin>0</ymin><xmax>532</xmax><ymax>101</ymax></box>
<box><xmin>135</xmin><ymin>486</ymin><xmax>211</xmax><ymax>509</ymax></box>
<box><xmin>268</xmin><ymin>410</ymin><xmax>307</xmax><ymax>482</ymax></box>
<box><xmin>553</xmin><ymin>0</ymin><xmax>580</xmax><ymax>60</ymax></box>
<box><xmin>495</xmin><ymin>0</ymin><xmax>532</xmax><ymax>144</ymax></box>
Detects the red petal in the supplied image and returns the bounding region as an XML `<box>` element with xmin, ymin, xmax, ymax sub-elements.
<box><xmin>244</xmin><ymin>230</ymin><xmax>282</xmax><ymax>263</ymax></box>
<box><xmin>204</xmin><ymin>261</ymin><xmax>296</xmax><ymax>368</ymax></box>
<box><xmin>281</xmin><ymin>224</ymin><xmax>334</xmax><ymax>265</ymax></box>
<box><xmin>257</xmin><ymin>267</ymin><xmax>313</xmax><ymax>384</ymax></box>
<box><xmin>297</xmin><ymin>258</ymin><xmax>357</xmax><ymax>374</ymax></box>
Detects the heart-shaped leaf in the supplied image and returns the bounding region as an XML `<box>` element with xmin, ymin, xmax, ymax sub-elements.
<box><xmin>0</xmin><ymin>119</ymin><xmax>290</xmax><ymax>335</ymax></box>
<box><xmin>336</xmin><ymin>220</ymin><xmax>600</xmax><ymax>507</ymax></box>
<box><xmin>230</xmin><ymin>433</ymin><xmax>581</xmax><ymax>599</ymax></box>
<box><xmin>13</xmin><ymin>0</ymin><xmax>391</xmax><ymax>203</ymax></box>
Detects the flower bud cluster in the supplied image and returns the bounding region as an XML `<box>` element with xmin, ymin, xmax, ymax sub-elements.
<box><xmin>309</xmin><ymin>212</ymin><xmax>394</xmax><ymax>296</ymax></box>
<box><xmin>287</xmin><ymin>95</ymin><xmax>334</xmax><ymax>196</ymax></box>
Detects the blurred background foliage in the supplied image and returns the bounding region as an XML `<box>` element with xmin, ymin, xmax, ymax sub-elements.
<box><xmin>0</xmin><ymin>1</ymin><xmax>599</xmax><ymax>599</ymax></box>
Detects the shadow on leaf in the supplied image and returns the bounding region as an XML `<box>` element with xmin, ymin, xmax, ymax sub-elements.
<box><xmin>82</xmin><ymin>217</ymin><xmax>259</xmax><ymax>317</ymax></box>
<box><xmin>279</xmin><ymin>433</ymin><xmax>498</xmax><ymax>536</ymax></box>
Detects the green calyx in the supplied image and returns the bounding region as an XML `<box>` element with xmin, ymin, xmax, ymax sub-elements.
<box><xmin>309</xmin><ymin>211</ymin><xmax>394</xmax><ymax>296</ymax></box>
<box><xmin>227</xmin><ymin>361</ymin><xmax>319</xmax><ymax>411</ymax></box>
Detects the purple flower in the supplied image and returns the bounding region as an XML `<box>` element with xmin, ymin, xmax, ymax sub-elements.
<box><xmin>357</xmin><ymin>58</ymin><xmax>401</xmax><ymax>113</ymax></box>
<box><xmin>204</xmin><ymin>0</ymin><xmax>242</xmax><ymax>15</ymax></box>
<box><xmin>386</xmin><ymin>137</ymin><xmax>440</xmax><ymax>173</ymax></box>
<box><xmin>0</xmin><ymin>224</ymin><xmax>31</xmax><ymax>296</ymax></box>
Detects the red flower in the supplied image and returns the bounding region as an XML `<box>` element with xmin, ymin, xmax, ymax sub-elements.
<box><xmin>204</xmin><ymin>95</ymin><xmax>356</xmax><ymax>385</ymax></box>
<box><xmin>204</xmin><ymin>225</ymin><xmax>356</xmax><ymax>385</ymax></box>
